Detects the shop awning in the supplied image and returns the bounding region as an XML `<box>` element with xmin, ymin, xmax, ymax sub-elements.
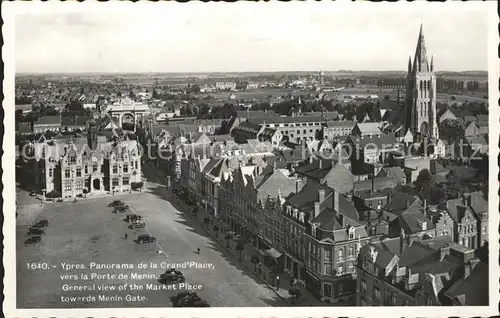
<box><xmin>265</xmin><ymin>248</ymin><xmax>283</xmax><ymax>259</ymax></box>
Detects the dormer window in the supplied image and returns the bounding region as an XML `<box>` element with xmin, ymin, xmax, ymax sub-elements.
<box><xmin>69</xmin><ymin>156</ymin><xmax>76</xmax><ymax>164</ymax></box>
<box><xmin>348</xmin><ymin>227</ymin><xmax>355</xmax><ymax>240</ymax></box>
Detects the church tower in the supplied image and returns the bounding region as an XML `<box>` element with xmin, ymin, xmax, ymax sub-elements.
<box><xmin>405</xmin><ymin>25</ymin><xmax>439</xmax><ymax>140</ymax></box>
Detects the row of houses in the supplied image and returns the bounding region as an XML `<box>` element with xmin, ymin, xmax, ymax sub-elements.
<box><xmin>168</xmin><ymin>130</ymin><xmax>487</xmax><ymax>305</ymax></box>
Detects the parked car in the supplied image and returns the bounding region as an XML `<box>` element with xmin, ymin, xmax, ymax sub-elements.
<box><xmin>128</xmin><ymin>222</ymin><xmax>146</xmax><ymax>229</ymax></box>
<box><xmin>24</xmin><ymin>236</ymin><xmax>42</xmax><ymax>244</ymax></box>
<box><xmin>174</xmin><ymin>293</ymin><xmax>202</xmax><ymax>307</ymax></box>
<box><xmin>125</xmin><ymin>214</ymin><xmax>142</xmax><ymax>222</ymax></box>
<box><xmin>27</xmin><ymin>227</ymin><xmax>44</xmax><ymax>235</ymax></box>
<box><xmin>108</xmin><ymin>200</ymin><xmax>125</xmax><ymax>208</ymax></box>
<box><xmin>160</xmin><ymin>268</ymin><xmax>176</xmax><ymax>278</ymax></box>
<box><xmin>170</xmin><ymin>291</ymin><xmax>195</xmax><ymax>304</ymax></box>
<box><xmin>34</xmin><ymin>219</ymin><xmax>49</xmax><ymax>228</ymax></box>
<box><xmin>135</xmin><ymin>234</ymin><xmax>156</xmax><ymax>244</ymax></box>
<box><xmin>192</xmin><ymin>299</ymin><xmax>210</xmax><ymax>307</ymax></box>
<box><xmin>113</xmin><ymin>206</ymin><xmax>129</xmax><ymax>213</ymax></box>
<box><xmin>159</xmin><ymin>270</ymin><xmax>185</xmax><ymax>284</ymax></box>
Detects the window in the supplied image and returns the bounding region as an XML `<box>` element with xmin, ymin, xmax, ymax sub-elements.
<box><xmin>348</xmin><ymin>247</ymin><xmax>354</xmax><ymax>257</ymax></box>
<box><xmin>113</xmin><ymin>165</ymin><xmax>118</xmax><ymax>174</ymax></box>
<box><xmin>337</xmin><ymin>265</ymin><xmax>343</xmax><ymax>275</ymax></box>
<box><xmin>64</xmin><ymin>181</ymin><xmax>72</xmax><ymax>192</ymax></box>
<box><xmin>360</xmin><ymin>279</ymin><xmax>367</xmax><ymax>293</ymax></box>
<box><xmin>48</xmin><ymin>168</ymin><xmax>53</xmax><ymax>178</ymax></box>
<box><xmin>373</xmin><ymin>287</ymin><xmax>381</xmax><ymax>303</ymax></box>
<box><xmin>76</xmin><ymin>167</ymin><xmax>82</xmax><ymax>177</ymax></box>
<box><xmin>338</xmin><ymin>249</ymin><xmax>343</xmax><ymax>260</ymax></box>
<box><xmin>324</xmin><ymin>264</ymin><xmax>331</xmax><ymax>275</ymax></box>
<box><xmin>338</xmin><ymin>283</ymin><xmax>343</xmax><ymax>295</ymax></box>
<box><xmin>123</xmin><ymin>163</ymin><xmax>128</xmax><ymax>173</ymax></box>
<box><xmin>323</xmin><ymin>283</ymin><xmax>332</xmax><ymax>298</ymax></box>
<box><xmin>84</xmin><ymin>165</ymin><xmax>88</xmax><ymax>174</ymax></box>
<box><xmin>93</xmin><ymin>164</ymin><xmax>98</xmax><ymax>172</ymax></box>
<box><xmin>325</xmin><ymin>250</ymin><xmax>331</xmax><ymax>260</ymax></box>
<box><xmin>123</xmin><ymin>177</ymin><xmax>130</xmax><ymax>185</ymax></box>
<box><xmin>65</xmin><ymin>169</ymin><xmax>70</xmax><ymax>178</ymax></box>
<box><xmin>75</xmin><ymin>180</ymin><xmax>83</xmax><ymax>190</ymax></box>
<box><xmin>112</xmin><ymin>178</ymin><xmax>119</xmax><ymax>187</ymax></box>
<box><xmin>391</xmin><ymin>292</ymin><xmax>397</xmax><ymax>305</ymax></box>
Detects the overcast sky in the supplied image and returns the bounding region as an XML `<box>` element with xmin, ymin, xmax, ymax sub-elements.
<box><xmin>14</xmin><ymin>2</ymin><xmax>490</xmax><ymax>73</ymax></box>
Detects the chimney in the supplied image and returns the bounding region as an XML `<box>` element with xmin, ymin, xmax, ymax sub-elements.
<box><xmin>273</xmin><ymin>160</ymin><xmax>277</xmax><ymax>170</ymax></box>
<box><xmin>295</xmin><ymin>179</ymin><xmax>300</xmax><ymax>193</ymax></box>
<box><xmin>314</xmin><ymin>202</ymin><xmax>321</xmax><ymax>218</ymax></box>
<box><xmin>337</xmin><ymin>148</ymin><xmax>342</xmax><ymax>166</ymax></box>
<box><xmin>319</xmin><ymin>160</ymin><xmax>323</xmax><ymax>170</ymax></box>
<box><xmin>318</xmin><ymin>190</ymin><xmax>325</xmax><ymax>202</ymax></box>
<box><xmin>399</xmin><ymin>229</ymin><xmax>406</xmax><ymax>255</ymax></box>
<box><xmin>371</xmin><ymin>177</ymin><xmax>375</xmax><ymax>194</ymax></box>
<box><xmin>333</xmin><ymin>188</ymin><xmax>339</xmax><ymax>213</ymax></box>
<box><xmin>309</xmin><ymin>156</ymin><xmax>313</xmax><ymax>164</ymax></box>
<box><xmin>338</xmin><ymin>214</ymin><xmax>344</xmax><ymax>227</ymax></box>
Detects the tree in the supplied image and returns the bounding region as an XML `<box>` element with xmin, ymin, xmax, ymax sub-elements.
<box><xmin>415</xmin><ymin>169</ymin><xmax>434</xmax><ymax>202</ymax></box>
<box><xmin>235</xmin><ymin>242</ymin><xmax>244</xmax><ymax>260</ymax></box>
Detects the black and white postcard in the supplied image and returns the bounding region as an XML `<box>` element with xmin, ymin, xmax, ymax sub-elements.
<box><xmin>2</xmin><ymin>1</ymin><xmax>498</xmax><ymax>317</ymax></box>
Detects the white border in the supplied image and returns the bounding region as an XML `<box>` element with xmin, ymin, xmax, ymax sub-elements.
<box><xmin>2</xmin><ymin>1</ymin><xmax>498</xmax><ymax>317</ymax></box>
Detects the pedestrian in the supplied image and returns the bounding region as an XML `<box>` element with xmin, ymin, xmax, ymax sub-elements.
<box><xmin>124</xmin><ymin>233</ymin><xmax>128</xmax><ymax>240</ymax></box>
<box><xmin>276</xmin><ymin>275</ymin><xmax>280</xmax><ymax>290</ymax></box>
<box><xmin>197</xmin><ymin>248</ymin><xmax>200</xmax><ymax>254</ymax></box>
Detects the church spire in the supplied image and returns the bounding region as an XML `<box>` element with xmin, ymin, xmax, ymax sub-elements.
<box><xmin>413</xmin><ymin>24</ymin><xmax>430</xmax><ymax>72</ymax></box>
<box><xmin>430</xmin><ymin>55</ymin><xmax>434</xmax><ymax>72</ymax></box>
<box><xmin>408</xmin><ymin>55</ymin><xmax>412</xmax><ymax>73</ymax></box>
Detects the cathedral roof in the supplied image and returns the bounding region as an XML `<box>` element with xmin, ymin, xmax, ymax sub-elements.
<box><xmin>412</xmin><ymin>25</ymin><xmax>431</xmax><ymax>73</ymax></box>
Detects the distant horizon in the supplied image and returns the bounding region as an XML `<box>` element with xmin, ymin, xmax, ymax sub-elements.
<box><xmin>15</xmin><ymin>69</ymin><xmax>489</xmax><ymax>76</ymax></box>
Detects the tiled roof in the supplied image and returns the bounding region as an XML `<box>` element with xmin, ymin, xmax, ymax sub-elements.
<box><xmin>35</xmin><ymin>116</ymin><xmax>61</xmax><ymax>126</ymax></box>
<box><xmin>383</xmin><ymin>192</ymin><xmax>422</xmax><ymax>215</ymax></box>
<box><xmin>445</xmin><ymin>261</ymin><xmax>488</xmax><ymax>305</ymax></box>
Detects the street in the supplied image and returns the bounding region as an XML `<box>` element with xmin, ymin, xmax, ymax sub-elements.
<box><xmin>16</xmin><ymin>163</ymin><xmax>287</xmax><ymax>308</ymax></box>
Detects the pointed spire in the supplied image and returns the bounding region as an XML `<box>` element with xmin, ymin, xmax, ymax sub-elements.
<box><xmin>430</xmin><ymin>55</ymin><xmax>434</xmax><ymax>72</ymax></box>
<box><xmin>408</xmin><ymin>55</ymin><xmax>412</xmax><ymax>73</ymax></box>
<box><xmin>413</xmin><ymin>24</ymin><xmax>430</xmax><ymax>73</ymax></box>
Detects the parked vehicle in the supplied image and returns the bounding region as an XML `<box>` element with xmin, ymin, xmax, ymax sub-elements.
<box><xmin>159</xmin><ymin>270</ymin><xmax>185</xmax><ymax>284</ymax></box>
<box><xmin>160</xmin><ymin>268</ymin><xmax>177</xmax><ymax>278</ymax></box>
<box><xmin>27</xmin><ymin>227</ymin><xmax>44</xmax><ymax>235</ymax></box>
<box><xmin>34</xmin><ymin>219</ymin><xmax>49</xmax><ymax>228</ymax></box>
<box><xmin>174</xmin><ymin>293</ymin><xmax>203</xmax><ymax>307</ymax></box>
<box><xmin>192</xmin><ymin>299</ymin><xmax>210</xmax><ymax>307</ymax></box>
<box><xmin>24</xmin><ymin>236</ymin><xmax>42</xmax><ymax>244</ymax></box>
<box><xmin>170</xmin><ymin>291</ymin><xmax>195</xmax><ymax>304</ymax></box>
<box><xmin>108</xmin><ymin>200</ymin><xmax>125</xmax><ymax>208</ymax></box>
<box><xmin>113</xmin><ymin>206</ymin><xmax>129</xmax><ymax>213</ymax></box>
<box><xmin>135</xmin><ymin>234</ymin><xmax>156</xmax><ymax>244</ymax></box>
<box><xmin>125</xmin><ymin>214</ymin><xmax>142</xmax><ymax>222</ymax></box>
<box><xmin>29</xmin><ymin>191</ymin><xmax>37</xmax><ymax>197</ymax></box>
<box><xmin>128</xmin><ymin>222</ymin><xmax>146</xmax><ymax>229</ymax></box>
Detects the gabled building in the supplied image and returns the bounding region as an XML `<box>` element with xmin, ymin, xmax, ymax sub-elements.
<box><xmin>440</xmin><ymin>192</ymin><xmax>488</xmax><ymax>249</ymax></box>
<box><xmin>356</xmin><ymin>234</ymin><xmax>485</xmax><ymax>306</ymax></box>
<box><xmin>295</xmin><ymin>158</ymin><xmax>355</xmax><ymax>194</ymax></box>
<box><xmin>282</xmin><ymin>181</ymin><xmax>375</xmax><ymax>304</ymax></box>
